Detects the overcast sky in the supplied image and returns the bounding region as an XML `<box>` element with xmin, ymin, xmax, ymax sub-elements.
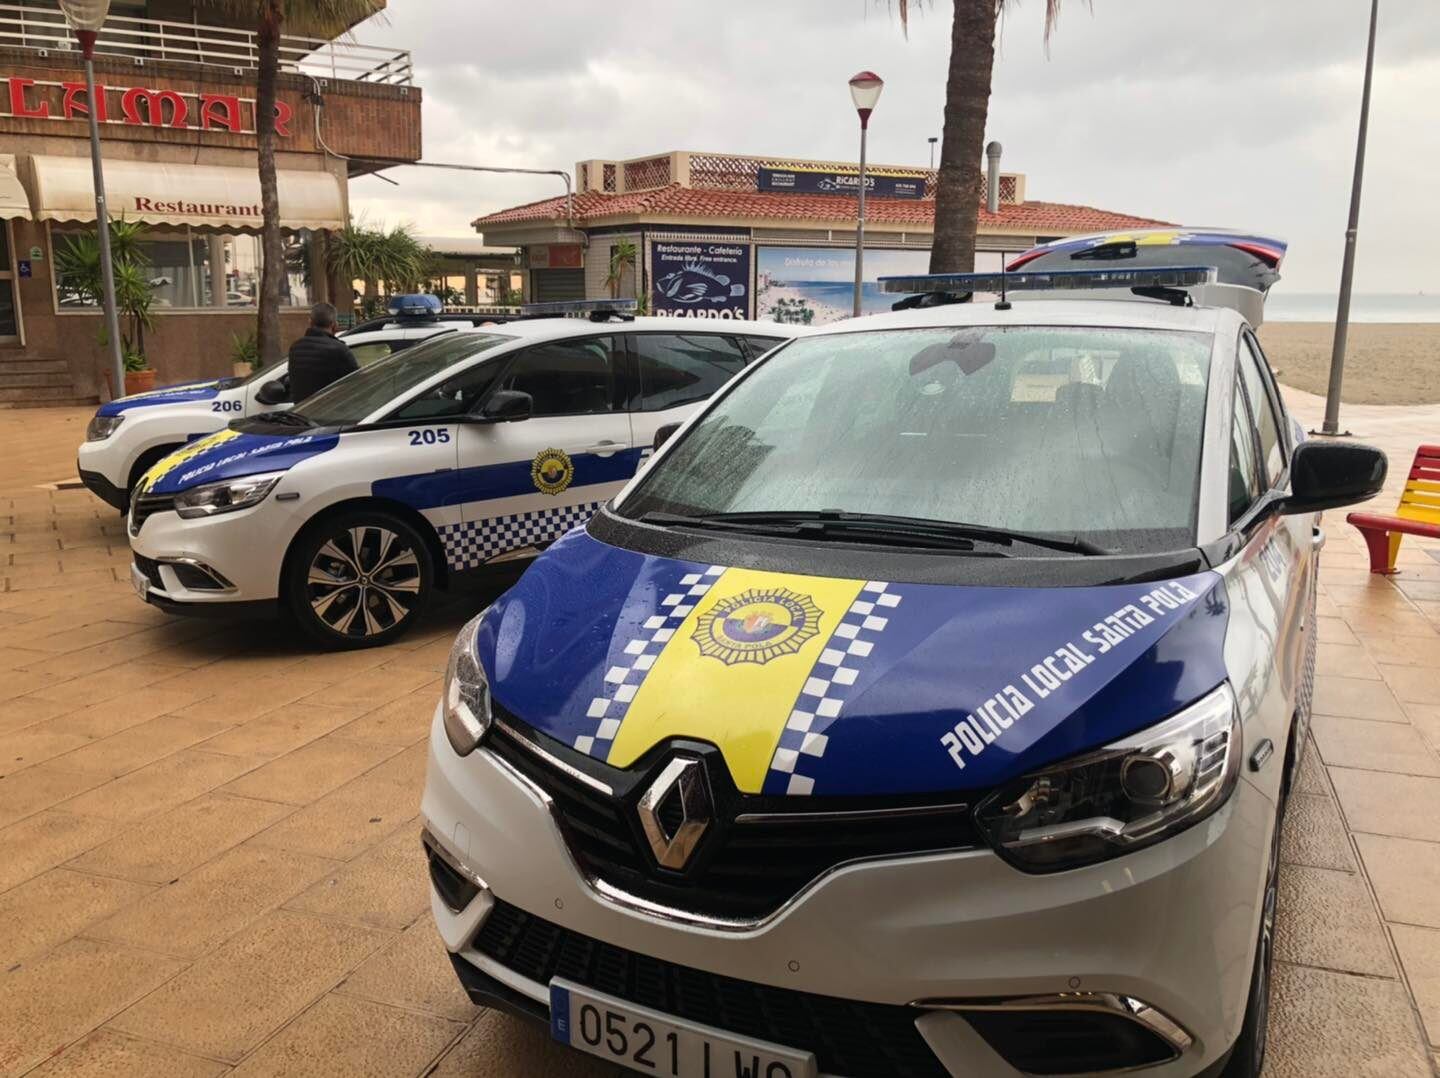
<box><xmin>347</xmin><ymin>0</ymin><xmax>1439</xmax><ymax>294</ymax></box>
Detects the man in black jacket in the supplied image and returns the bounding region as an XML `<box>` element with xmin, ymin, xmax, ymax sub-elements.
<box><xmin>287</xmin><ymin>303</ymin><xmax>358</xmax><ymax>402</ymax></box>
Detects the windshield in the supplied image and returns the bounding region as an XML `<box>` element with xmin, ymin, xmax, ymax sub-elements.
<box><xmin>619</xmin><ymin>325</ymin><xmax>1214</xmax><ymax>554</ymax></box>
<box><xmin>294</xmin><ymin>332</ymin><xmax>513</xmax><ymax>427</ymax></box>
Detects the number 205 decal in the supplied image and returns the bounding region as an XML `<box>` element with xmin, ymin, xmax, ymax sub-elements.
<box><xmin>408</xmin><ymin>428</ymin><xmax>451</xmax><ymax>445</ymax></box>
<box><xmin>211</xmin><ymin>400</ymin><xmax>243</xmax><ymax>413</ymax></box>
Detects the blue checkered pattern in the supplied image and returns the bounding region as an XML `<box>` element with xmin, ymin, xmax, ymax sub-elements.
<box><xmin>577</xmin><ymin>565</ymin><xmax>724</xmax><ymax>760</ymax></box>
<box><xmin>765</xmin><ymin>581</ymin><xmax>901</xmax><ymax>796</ymax></box>
<box><xmin>438</xmin><ymin>501</ymin><xmax>603</xmax><ymax>571</ymax></box>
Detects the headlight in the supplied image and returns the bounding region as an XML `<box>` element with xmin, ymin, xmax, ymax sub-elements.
<box><xmin>173</xmin><ymin>472</ymin><xmax>282</xmax><ymax>518</ymax></box>
<box><xmin>86</xmin><ymin>415</ymin><xmax>124</xmax><ymax>441</ymax></box>
<box><xmin>442</xmin><ymin>610</ymin><xmax>492</xmax><ymax>755</ymax></box>
<box><xmin>975</xmin><ymin>683</ymin><xmax>1241</xmax><ymax>872</ymax></box>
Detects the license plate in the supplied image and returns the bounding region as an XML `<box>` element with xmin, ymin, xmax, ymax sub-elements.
<box><xmin>550</xmin><ymin>979</ymin><xmax>817</xmax><ymax>1078</ymax></box>
<box><xmin>130</xmin><ymin>563</ymin><xmax>151</xmax><ymax>601</ymax></box>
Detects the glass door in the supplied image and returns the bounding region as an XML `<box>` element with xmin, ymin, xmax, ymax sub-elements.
<box><xmin>0</xmin><ymin>222</ymin><xmax>18</xmax><ymax>343</ymax></box>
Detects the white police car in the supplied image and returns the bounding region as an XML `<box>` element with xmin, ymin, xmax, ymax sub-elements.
<box><xmin>126</xmin><ymin>302</ymin><xmax>796</xmax><ymax>648</ymax></box>
<box><xmin>420</xmin><ymin>240</ymin><xmax>1389</xmax><ymax>1077</ymax></box>
<box><xmin>77</xmin><ymin>298</ymin><xmax>498</xmax><ymax>511</ymax></box>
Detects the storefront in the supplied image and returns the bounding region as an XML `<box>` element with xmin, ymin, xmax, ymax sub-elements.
<box><xmin>473</xmin><ymin>150</ymin><xmax>1171</xmax><ymax>324</ymax></box>
<box><xmin>0</xmin><ymin>4</ymin><xmax>421</xmax><ymax>403</ymax></box>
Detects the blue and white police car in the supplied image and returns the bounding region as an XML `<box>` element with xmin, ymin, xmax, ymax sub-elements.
<box><xmin>420</xmin><ymin>239</ymin><xmax>1388</xmax><ymax>1078</ymax></box>
<box><xmin>125</xmin><ymin>303</ymin><xmax>796</xmax><ymax>648</ymax></box>
<box><xmin>78</xmin><ymin>296</ymin><xmax>500</xmax><ymax>511</ymax></box>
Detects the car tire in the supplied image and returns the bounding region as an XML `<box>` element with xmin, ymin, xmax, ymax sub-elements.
<box><xmin>285</xmin><ymin>510</ymin><xmax>434</xmax><ymax>650</ymax></box>
<box><xmin>1221</xmin><ymin>801</ymin><xmax>1282</xmax><ymax>1078</ymax></box>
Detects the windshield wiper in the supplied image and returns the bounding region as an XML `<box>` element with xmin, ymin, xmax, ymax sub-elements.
<box><xmin>644</xmin><ymin>509</ymin><xmax>1111</xmax><ymax>556</ymax></box>
<box><xmin>637</xmin><ymin>510</ymin><xmax>988</xmax><ymax>552</ymax></box>
<box><xmin>251</xmin><ymin>410</ymin><xmax>315</xmax><ymax>428</ymax></box>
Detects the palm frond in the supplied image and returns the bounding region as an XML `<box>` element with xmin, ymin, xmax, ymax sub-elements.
<box><xmin>197</xmin><ymin>0</ymin><xmax>385</xmax><ymax>38</ymax></box>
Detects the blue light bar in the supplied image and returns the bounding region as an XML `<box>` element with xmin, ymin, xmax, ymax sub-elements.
<box><xmin>519</xmin><ymin>298</ymin><xmax>638</xmax><ymax>317</ymax></box>
<box><xmin>387</xmin><ymin>293</ymin><xmax>443</xmax><ymax>317</ymax></box>
<box><xmin>878</xmin><ymin>265</ymin><xmax>1217</xmax><ymax>295</ymax></box>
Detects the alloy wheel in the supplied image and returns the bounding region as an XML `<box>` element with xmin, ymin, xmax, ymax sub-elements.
<box><xmin>305</xmin><ymin>524</ymin><xmax>422</xmax><ymax>639</ymax></box>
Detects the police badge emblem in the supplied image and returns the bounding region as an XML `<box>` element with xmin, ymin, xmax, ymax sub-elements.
<box><xmin>693</xmin><ymin>588</ymin><xmax>822</xmax><ymax>666</ymax></box>
<box><xmin>531</xmin><ymin>447</ymin><xmax>574</xmax><ymax>495</ymax></box>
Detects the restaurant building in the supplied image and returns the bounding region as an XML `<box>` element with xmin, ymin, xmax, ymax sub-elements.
<box><xmin>0</xmin><ymin>2</ymin><xmax>421</xmax><ymax>405</ymax></box>
<box><xmin>473</xmin><ymin>149</ymin><xmax>1170</xmax><ymax>325</ymax></box>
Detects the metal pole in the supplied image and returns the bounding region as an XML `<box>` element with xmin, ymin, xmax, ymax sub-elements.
<box><xmin>853</xmin><ymin>119</ymin><xmax>868</xmax><ymax>318</ymax></box>
<box><xmin>83</xmin><ymin>54</ymin><xmax>125</xmax><ymax>399</ymax></box>
<box><xmin>1321</xmin><ymin>0</ymin><xmax>1379</xmax><ymax>436</ymax></box>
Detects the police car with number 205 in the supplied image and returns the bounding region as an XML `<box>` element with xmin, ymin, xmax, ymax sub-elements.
<box><xmin>421</xmin><ymin>232</ymin><xmax>1389</xmax><ymax>1078</ymax></box>
<box><xmin>125</xmin><ymin>302</ymin><xmax>796</xmax><ymax>648</ymax></box>
<box><xmin>77</xmin><ymin>296</ymin><xmax>501</xmax><ymax>511</ymax></box>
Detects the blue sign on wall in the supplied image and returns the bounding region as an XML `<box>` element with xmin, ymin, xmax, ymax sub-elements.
<box><xmin>651</xmin><ymin>239</ymin><xmax>751</xmax><ymax>319</ymax></box>
<box><xmin>757</xmin><ymin>167</ymin><xmax>925</xmax><ymax>200</ymax></box>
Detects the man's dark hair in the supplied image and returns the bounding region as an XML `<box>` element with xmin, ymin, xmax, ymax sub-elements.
<box><xmin>309</xmin><ymin>302</ymin><xmax>338</xmax><ymax>329</ymax></box>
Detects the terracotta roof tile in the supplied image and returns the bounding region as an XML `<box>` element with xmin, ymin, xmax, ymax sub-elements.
<box><xmin>472</xmin><ymin>184</ymin><xmax>1171</xmax><ymax>234</ymax></box>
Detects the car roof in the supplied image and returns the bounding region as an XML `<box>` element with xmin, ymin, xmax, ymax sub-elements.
<box><xmin>475</xmin><ymin>316</ymin><xmax>800</xmax><ymax>343</ymax></box>
<box><xmin>805</xmin><ymin>298</ymin><xmax>1242</xmax><ymax>337</ymax></box>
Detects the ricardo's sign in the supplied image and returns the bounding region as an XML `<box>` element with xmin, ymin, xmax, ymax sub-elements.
<box><xmin>2</xmin><ymin>76</ymin><xmax>294</xmax><ymax>136</ymax></box>
<box><xmin>757</xmin><ymin>166</ymin><xmax>925</xmax><ymax>200</ymax></box>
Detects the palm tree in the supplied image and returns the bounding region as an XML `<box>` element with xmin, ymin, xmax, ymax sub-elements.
<box><xmin>605</xmin><ymin>240</ymin><xmax>638</xmax><ymax>299</ymax></box>
<box><xmin>895</xmin><ymin>0</ymin><xmax>1080</xmax><ymax>273</ymax></box>
<box><xmin>206</xmin><ymin>0</ymin><xmax>383</xmax><ymax>363</ymax></box>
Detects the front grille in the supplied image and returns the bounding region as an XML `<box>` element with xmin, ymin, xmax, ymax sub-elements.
<box><xmin>486</xmin><ymin>718</ymin><xmax>981</xmax><ymax>921</ymax></box>
<box><xmin>132</xmin><ymin>554</ymin><xmax>163</xmax><ymax>588</ymax></box>
<box><xmin>128</xmin><ymin>493</ymin><xmax>174</xmax><ymax>536</ymax></box>
<box><xmin>475</xmin><ymin>898</ymin><xmax>948</xmax><ymax>1078</ymax></box>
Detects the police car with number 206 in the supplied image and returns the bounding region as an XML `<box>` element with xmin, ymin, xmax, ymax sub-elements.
<box><xmin>77</xmin><ymin>296</ymin><xmax>502</xmax><ymax>511</ymax></box>
<box><xmin>421</xmin><ymin>232</ymin><xmax>1389</xmax><ymax>1078</ymax></box>
<box><xmin>125</xmin><ymin>302</ymin><xmax>796</xmax><ymax>648</ymax></box>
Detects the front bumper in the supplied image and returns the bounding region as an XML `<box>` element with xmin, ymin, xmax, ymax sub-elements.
<box><xmin>421</xmin><ymin>710</ymin><xmax>1273</xmax><ymax>1077</ymax></box>
<box><xmin>128</xmin><ymin>500</ymin><xmax>291</xmax><ymax>608</ymax></box>
<box><xmin>77</xmin><ymin>463</ymin><xmax>129</xmax><ymax>511</ymax></box>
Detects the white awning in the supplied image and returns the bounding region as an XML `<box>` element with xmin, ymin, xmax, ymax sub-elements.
<box><xmin>0</xmin><ymin>155</ymin><xmax>31</xmax><ymax>219</ymax></box>
<box><xmin>29</xmin><ymin>155</ymin><xmax>345</xmax><ymax>231</ymax></box>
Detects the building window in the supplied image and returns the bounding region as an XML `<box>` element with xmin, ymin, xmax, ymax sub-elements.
<box><xmin>50</xmin><ymin>224</ymin><xmax>312</xmax><ymax>311</ymax></box>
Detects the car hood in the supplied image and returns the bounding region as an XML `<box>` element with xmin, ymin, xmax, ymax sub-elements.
<box><xmin>95</xmin><ymin>379</ymin><xmax>228</xmax><ymax>416</ymax></box>
<box><xmin>476</xmin><ymin>529</ymin><xmax>1231</xmax><ymax>798</ymax></box>
<box><xmin>137</xmin><ymin>425</ymin><xmax>339</xmax><ymax>496</ymax></box>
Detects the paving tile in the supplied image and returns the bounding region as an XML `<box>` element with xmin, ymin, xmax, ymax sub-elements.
<box><xmin>1313</xmin><ymin>675</ymin><xmax>1407</xmax><ymax>722</ymax></box>
<box><xmin>108</xmin><ymin>909</ymin><xmax>393</xmax><ymax>1062</ymax></box>
<box><xmin>335</xmin><ymin>690</ymin><xmax>438</xmax><ymax>747</ymax></box>
<box><xmin>88</xmin><ymin>842</ymin><xmax>339</xmax><ymax>959</ymax></box>
<box><xmin>1274</xmin><ymin>864</ymin><xmax>1395</xmax><ymax>977</ymax></box>
<box><xmin>1361</xmin><ymin>634</ymin><xmax>1440</xmax><ymax>669</ymax></box>
<box><xmin>60</xmin><ymin>749</ymin><xmax>265</xmax><ymax>825</ymax></box>
<box><xmin>0</xmin><ymin>938</ymin><xmax>186</xmax><ymax>1077</ymax></box>
<box><xmin>68</xmin><ymin>792</ymin><xmax>296</xmax><ymax>885</ymax></box>
<box><xmin>58</xmin><ymin>685</ymin><xmax>215</xmax><ymax>741</ymax></box>
<box><xmin>1264</xmin><ymin>963</ymin><xmax>1431</xmax><ymax>1077</ymax></box>
<box><xmin>1312</xmin><ymin>716</ymin><xmax>1440</xmax><ymax>777</ymax></box>
<box><xmin>221</xmin><ymin>734</ymin><xmax>400</xmax><ymax>806</ymax></box>
<box><xmin>1315</xmin><ymin>642</ymin><xmax>1381</xmax><ymax>681</ymax></box>
<box><xmin>1392</xmin><ymin>924</ymin><xmax>1440</xmax><ymax>1050</ymax></box>
<box><xmin>165</xmin><ymin>675</ymin><xmax>335</xmax><ymax>724</ymax></box>
<box><xmin>296</xmin><ymin>667</ymin><xmax>437</xmax><ymax>714</ymax></box>
<box><xmin>1316</xmin><ymin>617</ymin><xmax>1360</xmax><ymax>646</ymax></box>
<box><xmin>0</xmin><ymin>810</ymin><xmax>118</xmax><ymax>894</ymax></box>
<box><xmin>1344</xmin><ymin>608</ymin><xmax>1440</xmax><ymax>638</ymax></box>
<box><xmin>52</xmin><ymin>713</ymin><xmax>238</xmax><ymax>778</ymax></box>
<box><xmin>0</xmin><ymin>764</ymin><xmax>108</xmax><ymax>829</ymax></box>
<box><xmin>0</xmin><ymin>694</ymin><xmax>74</xmax><ymax>735</ymax></box>
<box><xmin>337</xmin><ymin>920</ymin><xmax>479</xmax><ymax>1022</ymax></box>
<box><xmin>25</xmin><ymin>1029</ymin><xmax>227</xmax><ymax>1078</ymax></box>
<box><xmin>0</xmin><ymin>868</ymin><xmax>152</xmax><ymax>968</ymax></box>
<box><xmin>1293</xmin><ymin>739</ymin><xmax>1328</xmax><ymax>796</ymax></box>
<box><xmin>200</xmin><ymin>702</ymin><xmax>359</xmax><ymax>759</ymax></box>
<box><xmin>227</xmin><ymin>993</ymin><xmax>460</xmax><ymax>1078</ymax></box>
<box><xmin>428</xmin><ymin>1008</ymin><xmax>618</xmax><ymax>1078</ymax></box>
<box><xmin>1378</xmin><ymin>664</ymin><xmax>1440</xmax><ymax>707</ymax></box>
<box><xmin>1357</xmin><ymin>833</ymin><xmax>1440</xmax><ymax>928</ymax></box>
<box><xmin>285</xmin><ymin>818</ymin><xmax>429</xmax><ymax>931</ymax></box>
<box><xmin>1280</xmin><ymin>792</ymin><xmax>1356</xmax><ymax>872</ymax></box>
<box><xmin>1331</xmin><ymin>768</ymin><xmax>1440</xmax><ymax>841</ymax></box>
<box><xmin>0</xmin><ymin>720</ymin><xmax>94</xmax><ymax>772</ymax></box>
<box><xmin>23</xmin><ymin>620</ymin><xmax>146</xmax><ymax>655</ymax></box>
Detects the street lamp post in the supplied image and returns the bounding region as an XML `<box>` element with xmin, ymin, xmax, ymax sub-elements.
<box><xmin>1321</xmin><ymin>0</ymin><xmax>1380</xmax><ymax>437</ymax></box>
<box><xmin>849</xmin><ymin>71</ymin><xmax>883</xmax><ymax>318</ymax></box>
<box><xmin>928</xmin><ymin>136</ymin><xmax>938</xmax><ymax>169</ymax></box>
<box><xmin>58</xmin><ymin>0</ymin><xmax>124</xmax><ymax>401</ymax></box>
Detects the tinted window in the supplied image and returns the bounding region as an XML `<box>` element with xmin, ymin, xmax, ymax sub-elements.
<box><xmin>500</xmin><ymin>336</ymin><xmax>615</xmax><ymax>416</ymax></box>
<box><xmin>1240</xmin><ymin>334</ymin><xmax>1285</xmax><ymax>485</ymax></box>
<box><xmin>622</xmin><ymin>325</ymin><xmax>1215</xmax><ymax>554</ymax></box>
<box><xmin>349</xmin><ymin>341</ymin><xmax>396</xmax><ymax>366</ymax></box>
<box><xmin>635</xmin><ymin>333</ymin><xmax>747</xmax><ymax>412</ymax></box>
<box><xmin>389</xmin><ymin>361</ymin><xmax>504</xmax><ymax>420</ymax></box>
<box><xmin>1229</xmin><ymin>375</ymin><xmax>1264</xmax><ymax>523</ymax></box>
<box><xmin>740</xmin><ymin>335</ymin><xmax>787</xmax><ymax>361</ymax></box>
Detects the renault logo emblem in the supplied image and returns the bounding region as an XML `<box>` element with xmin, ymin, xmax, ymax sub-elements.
<box><xmin>637</xmin><ymin>757</ymin><xmax>711</xmax><ymax>870</ymax></box>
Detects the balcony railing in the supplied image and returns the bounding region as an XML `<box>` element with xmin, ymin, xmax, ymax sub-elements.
<box><xmin>0</xmin><ymin>4</ymin><xmax>412</xmax><ymax>85</ymax></box>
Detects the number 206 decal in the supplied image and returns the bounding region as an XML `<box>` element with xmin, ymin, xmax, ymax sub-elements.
<box><xmin>211</xmin><ymin>400</ymin><xmax>243</xmax><ymax>413</ymax></box>
<box><xmin>408</xmin><ymin>428</ymin><xmax>451</xmax><ymax>445</ymax></box>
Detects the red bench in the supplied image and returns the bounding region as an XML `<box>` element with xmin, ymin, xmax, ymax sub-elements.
<box><xmin>1347</xmin><ymin>444</ymin><xmax>1440</xmax><ymax>574</ymax></box>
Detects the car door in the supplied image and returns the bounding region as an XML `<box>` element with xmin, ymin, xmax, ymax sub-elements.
<box><xmin>449</xmin><ymin>332</ymin><xmax>634</xmax><ymax>568</ymax></box>
<box><xmin>626</xmin><ymin>329</ymin><xmax>751</xmax><ymax>451</ymax></box>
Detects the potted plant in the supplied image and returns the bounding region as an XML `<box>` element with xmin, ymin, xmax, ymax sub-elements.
<box><xmin>123</xmin><ymin>347</ymin><xmax>155</xmax><ymax>395</ymax></box>
<box><xmin>55</xmin><ymin>219</ymin><xmax>158</xmax><ymax>396</ymax></box>
<box><xmin>230</xmin><ymin>331</ymin><xmax>259</xmax><ymax>377</ymax></box>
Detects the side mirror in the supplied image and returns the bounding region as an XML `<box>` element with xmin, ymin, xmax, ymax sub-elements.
<box><xmin>653</xmin><ymin>422</ymin><xmax>682</xmax><ymax>451</ymax></box>
<box><xmin>1279</xmin><ymin>441</ymin><xmax>1387</xmax><ymax>515</ymax></box>
<box><xmin>477</xmin><ymin>389</ymin><xmax>533</xmax><ymax>423</ymax></box>
<box><xmin>255</xmin><ymin>379</ymin><xmax>287</xmax><ymax>406</ymax></box>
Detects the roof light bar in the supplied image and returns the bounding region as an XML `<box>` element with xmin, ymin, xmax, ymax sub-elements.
<box><xmin>879</xmin><ymin>266</ymin><xmax>1217</xmax><ymax>295</ymax></box>
<box><xmin>519</xmin><ymin>298</ymin><xmax>638</xmax><ymax>317</ymax></box>
<box><xmin>387</xmin><ymin>293</ymin><xmax>443</xmax><ymax>317</ymax></box>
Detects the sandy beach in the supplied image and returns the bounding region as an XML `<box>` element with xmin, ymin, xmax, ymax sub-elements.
<box><xmin>1261</xmin><ymin>321</ymin><xmax>1440</xmax><ymax>406</ymax></box>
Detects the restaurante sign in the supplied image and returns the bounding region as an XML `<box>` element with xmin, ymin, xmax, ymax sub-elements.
<box><xmin>3</xmin><ymin>76</ymin><xmax>293</xmax><ymax>136</ymax></box>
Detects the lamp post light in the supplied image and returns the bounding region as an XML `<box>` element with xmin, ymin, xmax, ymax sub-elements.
<box><xmin>928</xmin><ymin>136</ymin><xmax>938</xmax><ymax>170</ymax></box>
<box><xmin>848</xmin><ymin>70</ymin><xmax>883</xmax><ymax>318</ymax></box>
<box><xmin>58</xmin><ymin>0</ymin><xmax>124</xmax><ymax>400</ymax></box>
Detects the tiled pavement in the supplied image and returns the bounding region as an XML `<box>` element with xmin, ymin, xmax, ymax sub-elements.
<box><xmin>1</xmin><ymin>392</ymin><xmax>1439</xmax><ymax>1077</ymax></box>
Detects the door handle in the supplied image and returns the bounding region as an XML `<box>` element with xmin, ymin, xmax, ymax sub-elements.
<box><xmin>582</xmin><ymin>440</ymin><xmax>624</xmax><ymax>458</ymax></box>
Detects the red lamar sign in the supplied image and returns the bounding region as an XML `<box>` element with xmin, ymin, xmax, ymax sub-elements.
<box><xmin>3</xmin><ymin>76</ymin><xmax>293</xmax><ymax>136</ymax></box>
